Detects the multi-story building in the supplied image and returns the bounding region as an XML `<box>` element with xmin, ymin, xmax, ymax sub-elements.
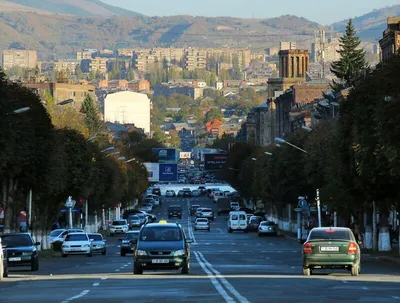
<box><xmin>280</xmin><ymin>42</ymin><xmax>296</xmax><ymax>50</ymax></box>
<box><xmin>103</xmin><ymin>91</ymin><xmax>151</xmax><ymax>135</ymax></box>
<box><xmin>118</xmin><ymin>49</ymin><xmax>135</xmax><ymax>57</ymax></box>
<box><xmin>154</xmin><ymin>83</ymin><xmax>203</xmax><ymax>99</ymax></box>
<box><xmin>54</xmin><ymin>60</ymin><xmax>81</xmax><ymax>74</ymax></box>
<box><xmin>379</xmin><ymin>17</ymin><xmax>400</xmax><ymax>61</ymax></box>
<box><xmin>311</xmin><ymin>31</ymin><xmax>341</xmax><ymax>63</ymax></box>
<box><xmin>185</xmin><ymin>48</ymin><xmax>207</xmax><ymax>71</ymax></box>
<box><xmin>23</xmin><ymin>81</ymin><xmax>97</xmax><ymax>111</ymax></box>
<box><xmin>267</xmin><ymin>49</ymin><xmax>310</xmax><ymax>98</ymax></box>
<box><xmin>2</xmin><ymin>50</ymin><xmax>38</xmax><ymax>69</ymax></box>
<box><xmin>76</xmin><ymin>50</ymin><xmax>94</xmax><ymax>60</ymax></box>
<box><xmin>89</xmin><ymin>57</ymin><xmax>107</xmax><ymax>73</ymax></box>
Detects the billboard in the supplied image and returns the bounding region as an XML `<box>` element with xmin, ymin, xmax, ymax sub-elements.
<box><xmin>144</xmin><ymin>163</ymin><xmax>178</xmax><ymax>182</ymax></box>
<box><xmin>144</xmin><ymin>163</ymin><xmax>160</xmax><ymax>182</ymax></box>
<box><xmin>204</xmin><ymin>154</ymin><xmax>228</xmax><ymax>171</ymax></box>
<box><xmin>159</xmin><ymin>164</ymin><xmax>178</xmax><ymax>182</ymax></box>
<box><xmin>152</xmin><ymin>148</ymin><xmax>178</xmax><ymax>163</ymax></box>
<box><xmin>180</xmin><ymin>152</ymin><xmax>191</xmax><ymax>159</ymax></box>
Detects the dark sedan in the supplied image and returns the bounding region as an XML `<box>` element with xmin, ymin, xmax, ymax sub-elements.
<box><xmin>247</xmin><ymin>216</ymin><xmax>263</xmax><ymax>232</ymax></box>
<box><xmin>1</xmin><ymin>233</ymin><xmax>40</xmax><ymax>271</ymax></box>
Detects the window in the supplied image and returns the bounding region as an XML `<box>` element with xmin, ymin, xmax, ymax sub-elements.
<box><xmin>231</xmin><ymin>215</ymin><xmax>238</xmax><ymax>220</ymax></box>
<box><xmin>309</xmin><ymin>229</ymin><xmax>351</xmax><ymax>241</ymax></box>
<box><xmin>124</xmin><ymin>232</ymin><xmax>139</xmax><ymax>240</ymax></box>
<box><xmin>88</xmin><ymin>234</ymin><xmax>103</xmax><ymax>241</ymax></box>
<box><xmin>112</xmin><ymin>220</ymin><xmax>126</xmax><ymax>225</ymax></box>
<box><xmin>239</xmin><ymin>214</ymin><xmax>246</xmax><ymax>220</ymax></box>
<box><xmin>140</xmin><ymin>227</ymin><xmax>182</xmax><ymax>241</ymax></box>
<box><xmin>65</xmin><ymin>234</ymin><xmax>88</xmax><ymax>242</ymax></box>
<box><xmin>50</xmin><ymin>230</ymin><xmax>64</xmax><ymax>237</ymax></box>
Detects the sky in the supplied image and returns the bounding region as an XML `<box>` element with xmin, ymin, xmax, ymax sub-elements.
<box><xmin>102</xmin><ymin>0</ymin><xmax>398</xmax><ymax>25</ymax></box>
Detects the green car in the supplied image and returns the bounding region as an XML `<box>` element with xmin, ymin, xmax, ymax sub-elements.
<box><xmin>302</xmin><ymin>227</ymin><xmax>361</xmax><ymax>276</ymax></box>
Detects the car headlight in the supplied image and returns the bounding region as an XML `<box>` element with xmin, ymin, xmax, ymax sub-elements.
<box><xmin>135</xmin><ymin>250</ymin><xmax>147</xmax><ymax>256</ymax></box>
<box><xmin>62</xmin><ymin>245</ymin><xmax>69</xmax><ymax>248</ymax></box>
<box><xmin>22</xmin><ymin>252</ymin><xmax>32</xmax><ymax>256</ymax></box>
<box><xmin>82</xmin><ymin>244</ymin><xmax>90</xmax><ymax>248</ymax></box>
<box><xmin>173</xmin><ymin>250</ymin><xmax>185</xmax><ymax>257</ymax></box>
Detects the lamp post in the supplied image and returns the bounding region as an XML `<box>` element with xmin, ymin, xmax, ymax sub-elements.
<box><xmin>264</xmin><ymin>152</ymin><xmax>273</xmax><ymax>156</ymax></box>
<box><xmin>275</xmin><ymin>137</ymin><xmax>321</xmax><ymax>228</ymax></box>
<box><xmin>8</xmin><ymin>107</ymin><xmax>31</xmax><ymax>115</ymax></box>
<box><xmin>117</xmin><ymin>156</ymin><xmax>126</xmax><ymax>161</ymax></box>
<box><xmin>106</xmin><ymin>151</ymin><xmax>120</xmax><ymax>158</ymax></box>
<box><xmin>101</xmin><ymin>146</ymin><xmax>115</xmax><ymax>153</ymax></box>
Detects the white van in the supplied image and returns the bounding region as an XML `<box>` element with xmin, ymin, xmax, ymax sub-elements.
<box><xmin>228</xmin><ymin>211</ymin><xmax>248</xmax><ymax>233</ymax></box>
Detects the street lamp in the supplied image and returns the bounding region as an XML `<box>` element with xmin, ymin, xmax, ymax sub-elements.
<box><xmin>101</xmin><ymin>146</ymin><xmax>115</xmax><ymax>152</ymax></box>
<box><xmin>251</xmin><ymin>158</ymin><xmax>257</xmax><ymax>161</ymax></box>
<box><xmin>11</xmin><ymin>107</ymin><xmax>31</xmax><ymax>115</ymax></box>
<box><xmin>275</xmin><ymin>137</ymin><xmax>308</xmax><ymax>154</ymax></box>
<box><xmin>125</xmin><ymin>158</ymin><xmax>137</xmax><ymax>163</ymax></box>
<box><xmin>40</xmin><ymin>99</ymin><xmax>73</xmax><ymax>107</ymax></box>
<box><xmin>106</xmin><ymin>151</ymin><xmax>120</xmax><ymax>157</ymax></box>
<box><xmin>228</xmin><ymin>167</ymin><xmax>239</xmax><ymax>171</ymax></box>
<box><xmin>301</xmin><ymin>126</ymin><xmax>313</xmax><ymax>132</ymax></box>
<box><xmin>117</xmin><ymin>156</ymin><xmax>126</xmax><ymax>161</ymax></box>
<box><xmin>264</xmin><ymin>152</ymin><xmax>273</xmax><ymax>156</ymax></box>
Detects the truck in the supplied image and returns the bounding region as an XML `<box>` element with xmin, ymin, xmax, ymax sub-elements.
<box><xmin>216</xmin><ymin>197</ymin><xmax>231</xmax><ymax>215</ymax></box>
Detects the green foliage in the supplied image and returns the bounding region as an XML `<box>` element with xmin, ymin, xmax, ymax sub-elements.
<box><xmin>80</xmin><ymin>95</ymin><xmax>103</xmax><ymax>136</ymax></box>
<box><xmin>330</xmin><ymin>19</ymin><xmax>367</xmax><ymax>91</ymax></box>
<box><xmin>205</xmin><ymin>109</ymin><xmax>223</xmax><ymax>122</ymax></box>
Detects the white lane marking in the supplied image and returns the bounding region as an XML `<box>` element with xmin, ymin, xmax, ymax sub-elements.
<box><xmin>186</xmin><ymin>199</ymin><xmax>197</xmax><ymax>244</ymax></box>
<box><xmin>362</xmin><ymin>287</ymin><xmax>368</xmax><ymax>290</ymax></box>
<box><xmin>60</xmin><ymin>290</ymin><xmax>90</xmax><ymax>303</ymax></box>
<box><xmin>124</xmin><ymin>264</ymin><xmax>128</xmax><ymax>267</ymax></box>
<box><xmin>101</xmin><ymin>277</ymin><xmax>108</xmax><ymax>280</ymax></box>
<box><xmin>193</xmin><ymin>251</ymin><xmax>235</xmax><ymax>303</ymax></box>
<box><xmin>197</xmin><ymin>251</ymin><xmax>250</xmax><ymax>303</ymax></box>
<box><xmin>93</xmin><ymin>283</ymin><xmax>100</xmax><ymax>287</ymax></box>
<box><xmin>217</xmin><ymin>228</ymin><xmax>225</xmax><ymax>234</ymax></box>
<box><xmin>392</xmin><ymin>296</ymin><xmax>400</xmax><ymax>299</ymax></box>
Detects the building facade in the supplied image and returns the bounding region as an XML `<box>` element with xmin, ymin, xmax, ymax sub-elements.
<box><xmin>103</xmin><ymin>91</ymin><xmax>151</xmax><ymax>135</ymax></box>
<box><xmin>2</xmin><ymin>50</ymin><xmax>38</xmax><ymax>69</ymax></box>
<box><xmin>379</xmin><ymin>17</ymin><xmax>400</xmax><ymax>61</ymax></box>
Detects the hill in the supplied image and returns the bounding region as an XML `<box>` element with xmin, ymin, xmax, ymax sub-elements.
<box><xmin>1</xmin><ymin>0</ymin><xmax>144</xmax><ymax>17</ymax></box>
<box><xmin>330</xmin><ymin>5</ymin><xmax>400</xmax><ymax>41</ymax></box>
<box><xmin>0</xmin><ymin>10</ymin><xmax>330</xmax><ymax>59</ymax></box>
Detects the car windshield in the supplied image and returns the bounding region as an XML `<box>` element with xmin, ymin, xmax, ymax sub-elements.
<box><xmin>124</xmin><ymin>232</ymin><xmax>139</xmax><ymax>240</ymax></box>
<box><xmin>129</xmin><ymin>216</ymin><xmax>140</xmax><ymax>220</ymax></box>
<box><xmin>202</xmin><ymin>208</ymin><xmax>212</xmax><ymax>212</ymax></box>
<box><xmin>50</xmin><ymin>230</ymin><xmax>64</xmax><ymax>237</ymax></box>
<box><xmin>309</xmin><ymin>229</ymin><xmax>351</xmax><ymax>241</ymax></box>
<box><xmin>169</xmin><ymin>207</ymin><xmax>181</xmax><ymax>211</ymax></box>
<box><xmin>65</xmin><ymin>234</ymin><xmax>88</xmax><ymax>241</ymax></box>
<box><xmin>88</xmin><ymin>234</ymin><xmax>103</xmax><ymax>241</ymax></box>
<box><xmin>0</xmin><ymin>234</ymin><xmax>33</xmax><ymax>247</ymax></box>
<box><xmin>261</xmin><ymin>222</ymin><xmax>275</xmax><ymax>226</ymax></box>
<box><xmin>112</xmin><ymin>221</ymin><xmax>126</xmax><ymax>225</ymax></box>
<box><xmin>197</xmin><ymin>219</ymin><xmax>208</xmax><ymax>223</ymax></box>
<box><xmin>231</xmin><ymin>215</ymin><xmax>238</xmax><ymax>220</ymax></box>
<box><xmin>140</xmin><ymin>227</ymin><xmax>182</xmax><ymax>241</ymax></box>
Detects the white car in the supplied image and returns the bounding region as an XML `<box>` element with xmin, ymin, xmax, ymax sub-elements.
<box><xmin>61</xmin><ymin>233</ymin><xmax>92</xmax><ymax>257</ymax></box>
<box><xmin>109</xmin><ymin>220</ymin><xmax>129</xmax><ymax>236</ymax></box>
<box><xmin>165</xmin><ymin>190</ymin><xmax>176</xmax><ymax>197</ymax></box>
<box><xmin>230</xmin><ymin>202</ymin><xmax>240</xmax><ymax>210</ymax></box>
<box><xmin>0</xmin><ymin>237</ymin><xmax>6</xmax><ymax>280</ymax></box>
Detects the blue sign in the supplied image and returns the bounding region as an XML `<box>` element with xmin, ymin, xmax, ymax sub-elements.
<box><xmin>298</xmin><ymin>199</ymin><xmax>308</xmax><ymax>208</ymax></box>
<box><xmin>152</xmin><ymin>148</ymin><xmax>178</xmax><ymax>163</ymax></box>
<box><xmin>159</xmin><ymin>164</ymin><xmax>178</xmax><ymax>182</ymax></box>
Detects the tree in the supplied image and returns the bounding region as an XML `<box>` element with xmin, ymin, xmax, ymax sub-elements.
<box><xmin>330</xmin><ymin>19</ymin><xmax>367</xmax><ymax>91</ymax></box>
<box><xmin>205</xmin><ymin>109</ymin><xmax>223</xmax><ymax>122</ymax></box>
<box><xmin>75</xmin><ymin>65</ymin><xmax>84</xmax><ymax>80</ymax></box>
<box><xmin>0</xmin><ymin>71</ymin><xmax>54</xmax><ymax>231</ymax></box>
<box><xmin>80</xmin><ymin>95</ymin><xmax>103</xmax><ymax>136</ymax></box>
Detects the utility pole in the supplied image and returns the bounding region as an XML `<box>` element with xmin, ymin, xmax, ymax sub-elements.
<box><xmin>316</xmin><ymin>189</ymin><xmax>322</xmax><ymax>227</ymax></box>
<box><xmin>85</xmin><ymin>199</ymin><xmax>89</xmax><ymax>232</ymax></box>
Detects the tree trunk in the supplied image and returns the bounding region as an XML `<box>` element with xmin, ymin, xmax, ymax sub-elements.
<box><xmin>2</xmin><ymin>178</ymin><xmax>19</xmax><ymax>233</ymax></box>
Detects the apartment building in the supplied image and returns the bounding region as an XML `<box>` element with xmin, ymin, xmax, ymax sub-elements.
<box><xmin>89</xmin><ymin>57</ymin><xmax>108</xmax><ymax>73</ymax></box>
<box><xmin>185</xmin><ymin>48</ymin><xmax>207</xmax><ymax>71</ymax></box>
<box><xmin>76</xmin><ymin>50</ymin><xmax>93</xmax><ymax>60</ymax></box>
<box><xmin>2</xmin><ymin>50</ymin><xmax>38</xmax><ymax>69</ymax></box>
<box><xmin>311</xmin><ymin>31</ymin><xmax>341</xmax><ymax>63</ymax></box>
<box><xmin>54</xmin><ymin>60</ymin><xmax>80</xmax><ymax>74</ymax></box>
<box><xmin>118</xmin><ymin>49</ymin><xmax>135</xmax><ymax>57</ymax></box>
<box><xmin>379</xmin><ymin>17</ymin><xmax>400</xmax><ymax>61</ymax></box>
<box><xmin>280</xmin><ymin>42</ymin><xmax>296</xmax><ymax>50</ymax></box>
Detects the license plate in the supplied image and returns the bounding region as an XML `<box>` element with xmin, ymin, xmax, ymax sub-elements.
<box><xmin>320</xmin><ymin>246</ymin><xmax>339</xmax><ymax>252</ymax></box>
<box><xmin>152</xmin><ymin>259</ymin><xmax>169</xmax><ymax>264</ymax></box>
<box><xmin>9</xmin><ymin>257</ymin><xmax>21</xmax><ymax>261</ymax></box>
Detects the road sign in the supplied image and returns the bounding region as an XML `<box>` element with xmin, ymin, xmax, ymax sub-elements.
<box><xmin>65</xmin><ymin>196</ymin><xmax>76</xmax><ymax>208</ymax></box>
<box><xmin>298</xmin><ymin>199</ymin><xmax>308</xmax><ymax>208</ymax></box>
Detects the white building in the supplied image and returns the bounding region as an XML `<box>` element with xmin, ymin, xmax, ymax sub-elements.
<box><xmin>103</xmin><ymin>91</ymin><xmax>151</xmax><ymax>135</ymax></box>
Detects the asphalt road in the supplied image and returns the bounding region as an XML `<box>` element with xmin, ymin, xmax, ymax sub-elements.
<box><xmin>1</xmin><ymin>196</ymin><xmax>399</xmax><ymax>303</ymax></box>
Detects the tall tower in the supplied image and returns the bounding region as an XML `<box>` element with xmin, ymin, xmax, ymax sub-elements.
<box><xmin>278</xmin><ymin>49</ymin><xmax>310</xmax><ymax>79</ymax></box>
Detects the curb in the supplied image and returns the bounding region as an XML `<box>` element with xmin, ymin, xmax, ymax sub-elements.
<box><xmin>362</xmin><ymin>253</ymin><xmax>400</xmax><ymax>265</ymax></box>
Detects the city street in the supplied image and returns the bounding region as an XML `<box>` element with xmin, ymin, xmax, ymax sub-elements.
<box><xmin>0</xmin><ymin>196</ymin><xmax>399</xmax><ymax>303</ymax></box>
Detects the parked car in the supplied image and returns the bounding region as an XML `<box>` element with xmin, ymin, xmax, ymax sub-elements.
<box><xmin>1</xmin><ymin>233</ymin><xmax>40</xmax><ymax>271</ymax></box>
<box><xmin>247</xmin><ymin>216</ymin><xmax>263</xmax><ymax>231</ymax></box>
<box><xmin>302</xmin><ymin>227</ymin><xmax>361</xmax><ymax>276</ymax></box>
<box><xmin>61</xmin><ymin>233</ymin><xmax>92</xmax><ymax>257</ymax></box>
<box><xmin>88</xmin><ymin>233</ymin><xmax>106</xmax><ymax>255</ymax></box>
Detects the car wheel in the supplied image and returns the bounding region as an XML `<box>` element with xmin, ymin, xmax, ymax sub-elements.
<box><xmin>31</xmin><ymin>259</ymin><xmax>39</xmax><ymax>272</ymax></box>
<box><xmin>61</xmin><ymin>253</ymin><xmax>67</xmax><ymax>258</ymax></box>
<box><xmin>133</xmin><ymin>263</ymin><xmax>143</xmax><ymax>275</ymax></box>
<box><xmin>181</xmin><ymin>260</ymin><xmax>190</xmax><ymax>274</ymax></box>
<box><xmin>208</xmin><ymin>229</ymin><xmax>210</xmax><ymax>232</ymax></box>
<box><xmin>351</xmin><ymin>264</ymin><xmax>359</xmax><ymax>276</ymax></box>
<box><xmin>3</xmin><ymin>264</ymin><xmax>8</xmax><ymax>278</ymax></box>
<box><xmin>121</xmin><ymin>250</ymin><xmax>126</xmax><ymax>257</ymax></box>
<box><xmin>302</xmin><ymin>267</ymin><xmax>311</xmax><ymax>276</ymax></box>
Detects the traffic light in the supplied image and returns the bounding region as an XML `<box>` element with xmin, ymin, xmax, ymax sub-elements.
<box><xmin>79</xmin><ymin>199</ymin><xmax>85</xmax><ymax>205</ymax></box>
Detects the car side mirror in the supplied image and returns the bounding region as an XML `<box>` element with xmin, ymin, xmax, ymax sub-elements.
<box><xmin>186</xmin><ymin>239</ymin><xmax>193</xmax><ymax>243</ymax></box>
<box><xmin>34</xmin><ymin>241</ymin><xmax>40</xmax><ymax>246</ymax></box>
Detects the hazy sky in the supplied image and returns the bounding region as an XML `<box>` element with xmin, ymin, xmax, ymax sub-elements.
<box><xmin>102</xmin><ymin>0</ymin><xmax>398</xmax><ymax>24</ymax></box>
